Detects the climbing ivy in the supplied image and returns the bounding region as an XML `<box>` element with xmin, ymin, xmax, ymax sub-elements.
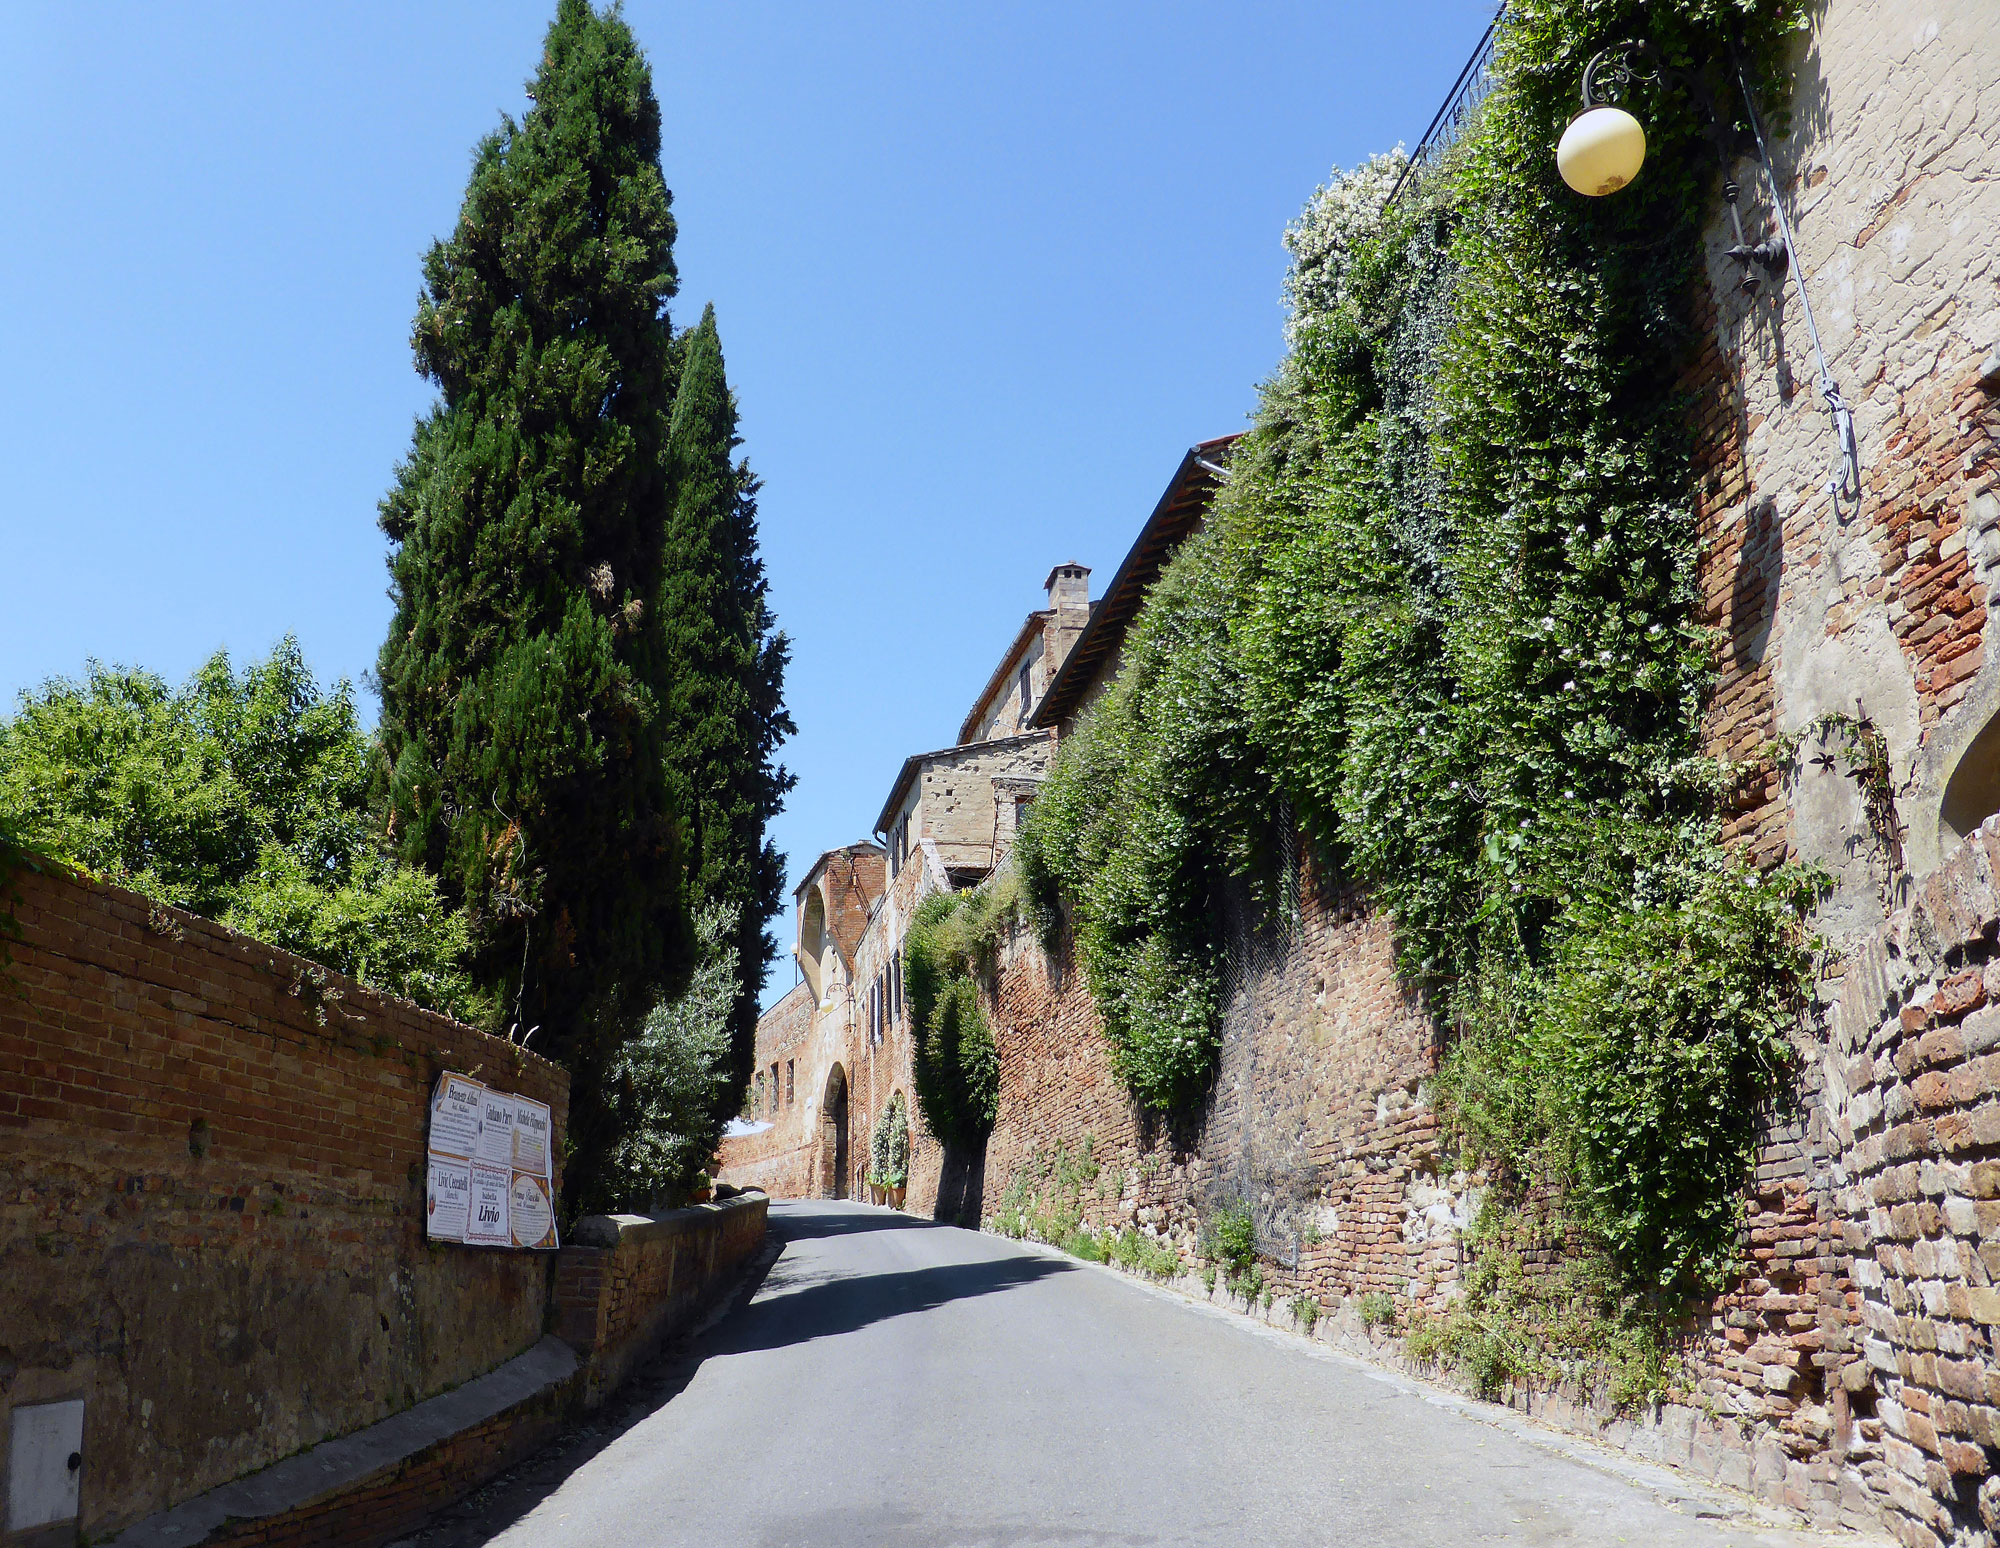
<box><xmin>1019</xmin><ymin>0</ymin><xmax>1819</xmax><ymax>1315</ymax></box>
<box><xmin>902</xmin><ymin>890</ymin><xmax>1001</xmax><ymax>1147</ymax></box>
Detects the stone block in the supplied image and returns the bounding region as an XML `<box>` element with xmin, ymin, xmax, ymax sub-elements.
<box><xmin>1937</xmin><ymin>971</ymin><xmax>1989</xmax><ymax>1022</ymax></box>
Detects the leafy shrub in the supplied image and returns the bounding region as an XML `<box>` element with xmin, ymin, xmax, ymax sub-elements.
<box><xmin>1399</xmin><ymin>1197</ymin><xmax>1673</xmax><ymax>1406</ymax></box>
<box><xmin>0</xmin><ymin>642</ymin><xmax>480</xmax><ymax>1018</ymax></box>
<box><xmin>1290</xmin><ymin>1295</ymin><xmax>1320</xmax><ymax>1332</ymax></box>
<box><xmin>1201</xmin><ymin>1201</ymin><xmax>1257</xmax><ymax>1276</ymax></box>
<box><xmin>1199</xmin><ymin>1200</ymin><xmax>1267</xmax><ymax>1301</ymax></box>
<box><xmin>592</xmin><ymin>901</ymin><xmax>740</xmax><ymax>1213</ymax></box>
<box><xmin>1357</xmin><ymin>1292</ymin><xmax>1396</xmax><ymax>1330</ymax></box>
<box><xmin>1111</xmin><ymin>1227</ymin><xmax>1185</xmax><ymax>1280</ymax></box>
<box><xmin>902</xmin><ymin>890</ymin><xmax>1000</xmax><ymax>1146</ymax></box>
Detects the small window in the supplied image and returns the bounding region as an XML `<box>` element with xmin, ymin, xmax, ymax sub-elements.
<box><xmin>1018</xmin><ymin>662</ymin><xmax>1033</xmax><ymax>727</ymax></box>
<box><xmin>891</xmin><ymin>954</ymin><xmax>903</xmax><ymax>1021</ymax></box>
<box><xmin>786</xmin><ymin>1060</ymin><xmax>795</xmax><ymax>1106</ymax></box>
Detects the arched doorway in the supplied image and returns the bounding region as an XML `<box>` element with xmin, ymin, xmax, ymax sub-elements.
<box><xmin>821</xmin><ymin>1064</ymin><xmax>849</xmax><ymax>1200</ymax></box>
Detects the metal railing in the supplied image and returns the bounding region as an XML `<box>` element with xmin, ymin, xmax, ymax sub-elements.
<box><xmin>1384</xmin><ymin>8</ymin><xmax>1504</xmax><ymax>207</ymax></box>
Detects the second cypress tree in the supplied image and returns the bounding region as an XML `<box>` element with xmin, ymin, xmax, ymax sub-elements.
<box><xmin>658</xmin><ymin>305</ymin><xmax>794</xmax><ymax>1113</ymax></box>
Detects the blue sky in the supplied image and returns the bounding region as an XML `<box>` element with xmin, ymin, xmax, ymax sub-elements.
<box><xmin>1</xmin><ymin>2</ymin><xmax>1494</xmax><ymax>1004</ymax></box>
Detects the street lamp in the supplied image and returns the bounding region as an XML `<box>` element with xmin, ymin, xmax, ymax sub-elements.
<box><xmin>1554</xmin><ymin>39</ymin><xmax>1861</xmax><ymax>514</ymax></box>
<box><xmin>1557</xmin><ymin>55</ymin><xmax>1647</xmax><ymax>196</ymax></box>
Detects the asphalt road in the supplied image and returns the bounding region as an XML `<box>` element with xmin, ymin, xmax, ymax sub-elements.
<box><xmin>427</xmin><ymin>1201</ymin><xmax>1861</xmax><ymax>1548</ymax></box>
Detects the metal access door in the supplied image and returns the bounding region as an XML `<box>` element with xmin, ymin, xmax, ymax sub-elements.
<box><xmin>7</xmin><ymin>1399</ymin><xmax>85</xmax><ymax>1535</ymax></box>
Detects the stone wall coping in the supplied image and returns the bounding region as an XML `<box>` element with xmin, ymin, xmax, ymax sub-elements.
<box><xmin>569</xmin><ymin>1190</ymin><xmax>768</xmax><ymax>1249</ymax></box>
<box><xmin>106</xmin><ymin>1336</ymin><xmax>579</xmax><ymax>1548</ymax></box>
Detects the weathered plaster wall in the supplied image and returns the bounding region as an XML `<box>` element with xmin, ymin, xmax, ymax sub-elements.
<box><xmin>0</xmin><ymin>865</ymin><xmax>569</xmax><ymax>1541</ymax></box>
<box><xmin>913</xmin><ymin>733</ymin><xmax>1055</xmax><ymax>877</ymax></box>
<box><xmin>1699</xmin><ymin>0</ymin><xmax>2000</xmax><ymax>906</ymax></box>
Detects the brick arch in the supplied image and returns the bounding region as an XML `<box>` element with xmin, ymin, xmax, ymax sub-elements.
<box><xmin>820</xmin><ymin>1063</ymin><xmax>849</xmax><ymax>1200</ymax></box>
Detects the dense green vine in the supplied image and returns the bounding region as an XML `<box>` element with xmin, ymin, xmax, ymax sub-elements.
<box><xmin>1019</xmin><ymin>0</ymin><xmax>1818</xmax><ymax>1316</ymax></box>
<box><xmin>902</xmin><ymin>890</ymin><xmax>1001</xmax><ymax>1147</ymax></box>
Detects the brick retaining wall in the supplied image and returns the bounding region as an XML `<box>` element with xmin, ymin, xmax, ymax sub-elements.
<box><xmin>0</xmin><ymin>862</ymin><xmax>568</xmax><ymax>1540</ymax></box>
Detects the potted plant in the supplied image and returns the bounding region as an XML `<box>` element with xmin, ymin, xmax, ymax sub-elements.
<box><xmin>868</xmin><ymin>1093</ymin><xmax>910</xmax><ymax>1208</ymax></box>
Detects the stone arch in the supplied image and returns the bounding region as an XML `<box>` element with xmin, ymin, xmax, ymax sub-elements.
<box><xmin>1941</xmin><ymin>710</ymin><xmax>2000</xmax><ymax>854</ymax></box>
<box><xmin>820</xmin><ymin>1063</ymin><xmax>849</xmax><ymax>1200</ymax></box>
<box><xmin>800</xmin><ymin>888</ymin><xmax>828</xmax><ymax>1001</ymax></box>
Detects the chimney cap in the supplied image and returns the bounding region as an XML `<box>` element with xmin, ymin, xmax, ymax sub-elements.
<box><xmin>1043</xmin><ymin>561</ymin><xmax>1090</xmax><ymax>591</ymax></box>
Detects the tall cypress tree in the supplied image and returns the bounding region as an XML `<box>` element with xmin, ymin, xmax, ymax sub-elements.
<box><xmin>375</xmin><ymin>0</ymin><xmax>689</xmax><ymax>1202</ymax></box>
<box><xmin>659</xmin><ymin>306</ymin><xmax>794</xmax><ymax>1110</ymax></box>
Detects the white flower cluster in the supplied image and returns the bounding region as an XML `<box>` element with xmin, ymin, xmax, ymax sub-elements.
<box><xmin>1280</xmin><ymin>147</ymin><xmax>1407</xmax><ymax>343</ymax></box>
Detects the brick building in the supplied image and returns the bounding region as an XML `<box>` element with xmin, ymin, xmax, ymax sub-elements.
<box><xmin>717</xmin><ymin>443</ymin><xmax>1238</xmax><ymax>1207</ymax></box>
<box><xmin>723</xmin><ymin>4</ymin><xmax>2000</xmax><ymax>1538</ymax></box>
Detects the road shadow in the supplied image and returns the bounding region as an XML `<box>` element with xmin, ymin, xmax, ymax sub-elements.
<box><xmin>764</xmin><ymin>1204</ymin><xmax>949</xmax><ymax>1240</ymax></box>
<box><xmin>390</xmin><ymin>1214</ymin><xmax>1072</xmax><ymax>1547</ymax></box>
<box><xmin>712</xmin><ymin>1252</ymin><xmax>1073</xmax><ymax>1358</ymax></box>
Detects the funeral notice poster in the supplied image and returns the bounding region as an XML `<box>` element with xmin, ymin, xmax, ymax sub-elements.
<box><xmin>510</xmin><ymin>1172</ymin><xmax>557</xmax><ymax>1249</ymax></box>
<box><xmin>474</xmin><ymin>1089</ymin><xmax>516</xmax><ymax>1169</ymax></box>
<box><xmin>429</xmin><ymin>1073</ymin><xmax>485</xmax><ymax>1161</ymax></box>
<box><xmin>512</xmin><ymin>1095</ymin><xmax>552</xmax><ymax>1180</ymax></box>
<box><xmin>426</xmin><ymin>1158</ymin><xmax>472</xmax><ymax>1242</ymax></box>
<box><xmin>425</xmin><ymin>1071</ymin><xmax>560</xmax><ymax>1250</ymax></box>
<box><xmin>466</xmin><ymin>1162</ymin><xmax>512</xmax><ymax>1247</ymax></box>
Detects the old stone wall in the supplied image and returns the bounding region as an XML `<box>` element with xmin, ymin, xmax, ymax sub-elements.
<box><xmin>552</xmin><ymin>1195</ymin><xmax>771</xmax><ymax>1407</ymax></box>
<box><xmin>972</xmin><ymin>861</ymin><xmax>1460</xmax><ymax>1308</ymax></box>
<box><xmin>1819</xmin><ymin>817</ymin><xmax>2000</xmax><ymax>1547</ymax></box>
<box><xmin>718</xmin><ymin>983</ymin><xmax>818</xmax><ymax>1199</ymax></box>
<box><xmin>0</xmin><ymin>863</ymin><xmax>569</xmax><ymax>1541</ymax></box>
<box><xmin>107</xmin><ymin>1197</ymin><xmax>767</xmax><ymax>1548</ymax></box>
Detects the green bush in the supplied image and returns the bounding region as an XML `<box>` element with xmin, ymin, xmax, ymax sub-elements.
<box><xmin>1357</xmin><ymin>1292</ymin><xmax>1396</xmax><ymax>1330</ymax></box>
<box><xmin>592</xmin><ymin>901</ymin><xmax>740</xmax><ymax>1214</ymax></box>
<box><xmin>903</xmin><ymin>891</ymin><xmax>1001</xmax><ymax>1146</ymax></box>
<box><xmin>0</xmin><ymin>643</ymin><xmax>480</xmax><ymax>1019</ymax></box>
<box><xmin>1111</xmin><ymin>1227</ymin><xmax>1185</xmax><ymax>1280</ymax></box>
<box><xmin>1201</xmin><ymin>1201</ymin><xmax>1257</xmax><ymax>1276</ymax></box>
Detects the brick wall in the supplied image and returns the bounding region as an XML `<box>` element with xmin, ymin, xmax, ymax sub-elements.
<box><xmin>969</xmin><ymin>859</ymin><xmax>1459</xmax><ymax>1308</ymax></box>
<box><xmin>1818</xmin><ymin>819</ymin><xmax>2000</xmax><ymax>1547</ymax></box>
<box><xmin>553</xmin><ymin>1195</ymin><xmax>770</xmax><ymax>1406</ymax></box>
<box><xmin>0</xmin><ymin>862</ymin><xmax>569</xmax><ymax>1541</ymax></box>
<box><xmin>112</xmin><ymin>1197</ymin><xmax>769</xmax><ymax>1548</ymax></box>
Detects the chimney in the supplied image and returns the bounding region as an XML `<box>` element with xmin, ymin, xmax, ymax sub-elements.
<box><xmin>1044</xmin><ymin>562</ymin><xmax>1090</xmax><ymax>614</ymax></box>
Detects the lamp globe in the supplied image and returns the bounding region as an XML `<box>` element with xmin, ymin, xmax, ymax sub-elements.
<box><xmin>1557</xmin><ymin>105</ymin><xmax>1647</xmax><ymax>195</ymax></box>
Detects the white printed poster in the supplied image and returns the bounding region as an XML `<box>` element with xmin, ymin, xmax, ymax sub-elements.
<box><xmin>466</xmin><ymin>1162</ymin><xmax>513</xmax><ymax>1247</ymax></box>
<box><xmin>512</xmin><ymin>1096</ymin><xmax>552</xmax><ymax>1180</ymax></box>
<box><xmin>429</xmin><ymin>1074</ymin><xmax>486</xmax><ymax>1161</ymax></box>
<box><xmin>426</xmin><ymin>1158</ymin><xmax>472</xmax><ymax>1242</ymax></box>
<box><xmin>474</xmin><ymin>1089</ymin><xmax>516</xmax><ymax>1168</ymax></box>
<box><xmin>510</xmin><ymin>1172</ymin><xmax>557</xmax><ymax>1250</ymax></box>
